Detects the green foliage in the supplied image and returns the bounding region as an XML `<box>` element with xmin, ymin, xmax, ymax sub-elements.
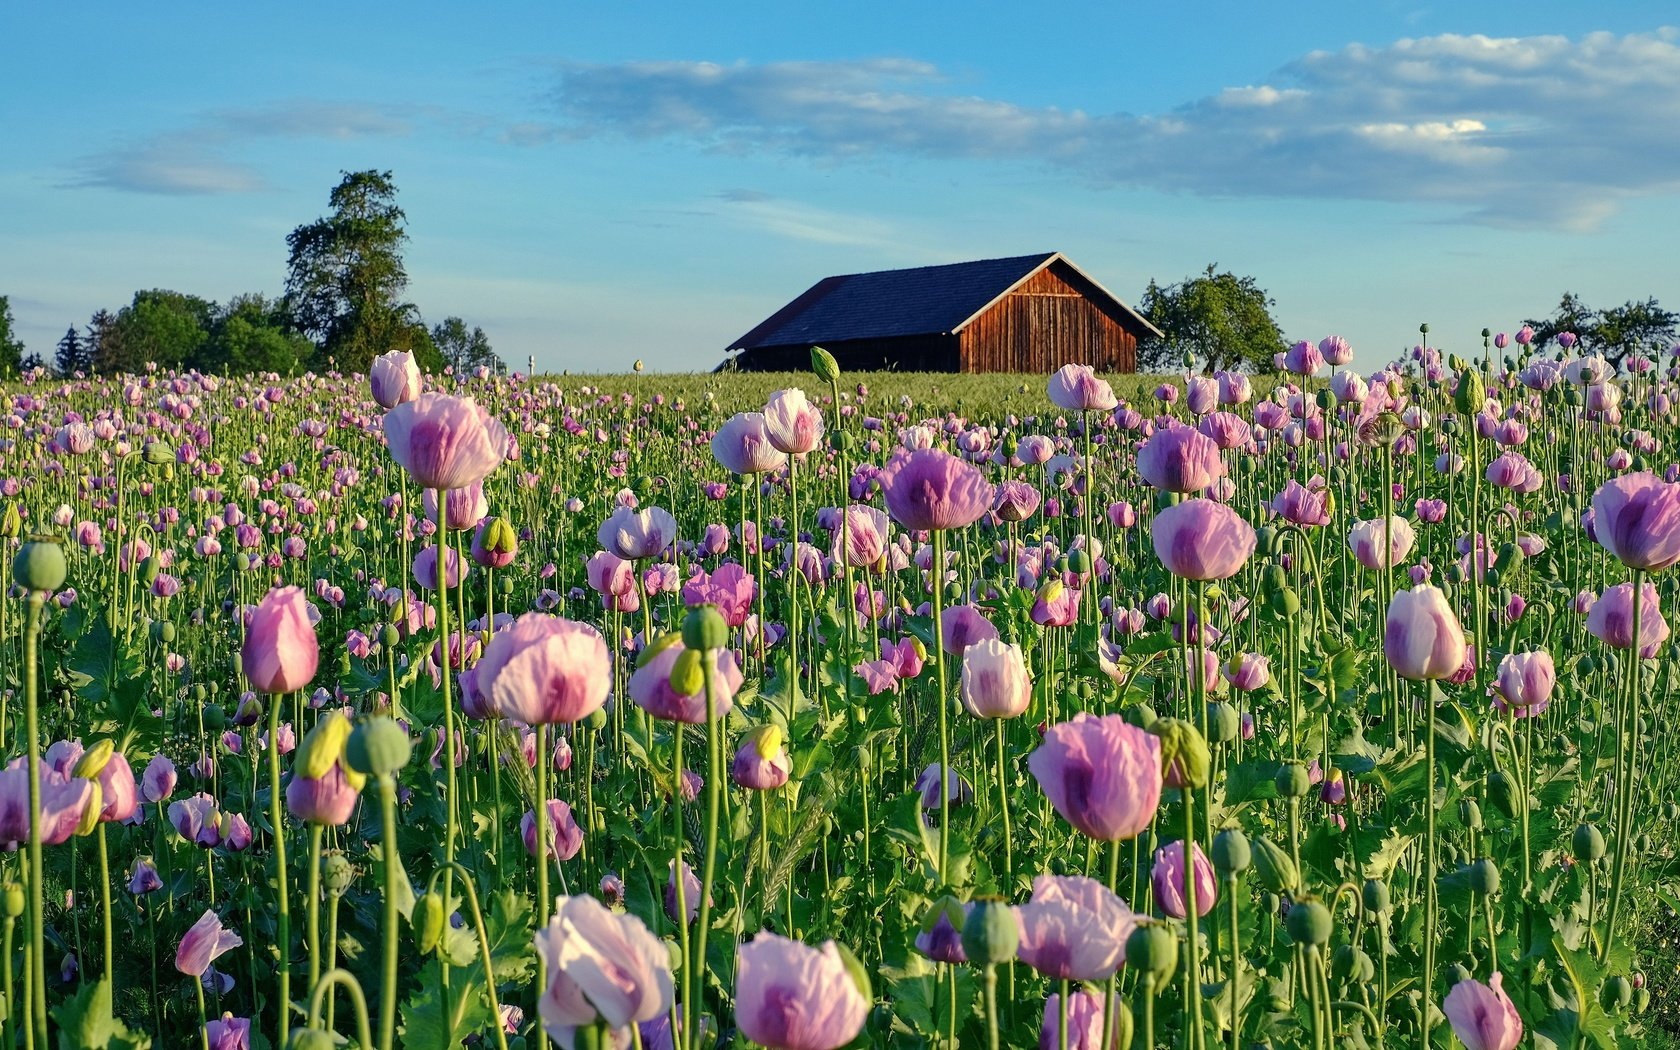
<box><xmin>432</xmin><ymin>316</ymin><xmax>502</xmax><ymax>375</ymax></box>
<box><xmin>50</xmin><ymin>980</ymin><xmax>151</xmax><ymax>1050</ymax></box>
<box><xmin>284</xmin><ymin>169</ymin><xmax>436</xmax><ymax>373</ymax></box>
<box><xmin>1523</xmin><ymin>290</ymin><xmax>1678</xmax><ymax>366</ymax></box>
<box><xmin>0</xmin><ymin>294</ymin><xmax>24</xmax><ymax>374</ymax></box>
<box><xmin>1137</xmin><ymin>264</ymin><xmax>1288</xmax><ymax>371</ymax></box>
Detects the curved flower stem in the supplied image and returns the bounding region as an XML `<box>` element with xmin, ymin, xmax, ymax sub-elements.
<box><xmin>266</xmin><ymin>690</ymin><xmax>292</xmax><ymax>1047</ymax></box>
<box><xmin>306</xmin><ymin>968</ymin><xmax>375</xmax><ymax>1050</ymax></box>
<box><xmin>422</xmin><ymin>862</ymin><xmax>511</xmax><ymax>1050</ymax></box>
<box><xmin>194</xmin><ymin>973</ymin><xmax>211</xmax><ymax>1050</ymax></box>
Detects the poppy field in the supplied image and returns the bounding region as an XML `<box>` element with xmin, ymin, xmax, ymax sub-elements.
<box><xmin>2</xmin><ymin>336</ymin><xmax>1678</xmax><ymax>1050</ymax></box>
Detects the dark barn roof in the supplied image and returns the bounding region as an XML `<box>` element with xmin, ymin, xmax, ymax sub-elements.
<box><xmin>725</xmin><ymin>252</ymin><xmax>1162</xmax><ymax>356</ymax></box>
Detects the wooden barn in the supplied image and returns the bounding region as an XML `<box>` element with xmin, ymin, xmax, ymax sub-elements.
<box><xmin>720</xmin><ymin>252</ymin><xmax>1160</xmax><ymax>373</ymax></box>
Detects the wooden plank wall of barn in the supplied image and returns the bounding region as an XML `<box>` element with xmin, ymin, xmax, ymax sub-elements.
<box><xmin>958</xmin><ymin>263</ymin><xmax>1138</xmax><ymax>374</ymax></box>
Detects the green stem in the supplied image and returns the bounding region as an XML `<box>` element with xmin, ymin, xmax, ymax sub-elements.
<box><xmin>932</xmin><ymin>528</ymin><xmax>950</xmax><ymax>883</ymax></box>
<box><xmin>307</xmin><ymin>824</ymin><xmax>323</xmax><ymax>993</ymax></box>
<box><xmin>266</xmin><ymin>690</ymin><xmax>291</xmax><ymax>1047</ymax></box>
<box><xmin>377</xmin><ymin>775</ymin><xmax>400</xmax><ymax>1050</ymax></box>
<box><xmin>306</xmin><ymin>968</ymin><xmax>376</xmax><ymax>1050</ymax></box>
<box><xmin>694</xmin><ymin>654</ymin><xmax>723</xmax><ymax>1050</ymax></box>
<box><xmin>22</xmin><ymin>594</ymin><xmax>44</xmax><ymax>1048</ymax></box>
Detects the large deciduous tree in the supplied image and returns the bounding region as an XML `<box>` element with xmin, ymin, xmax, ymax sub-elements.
<box><xmin>1137</xmin><ymin>265</ymin><xmax>1287</xmax><ymax>372</ymax></box>
<box><xmin>282</xmin><ymin>170</ymin><xmax>436</xmax><ymax>373</ymax></box>
<box><xmin>207</xmin><ymin>294</ymin><xmax>314</xmax><ymax>375</ymax></box>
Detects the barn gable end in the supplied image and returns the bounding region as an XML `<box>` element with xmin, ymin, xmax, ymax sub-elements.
<box><xmin>721</xmin><ymin>253</ymin><xmax>1157</xmax><ymax>373</ymax></box>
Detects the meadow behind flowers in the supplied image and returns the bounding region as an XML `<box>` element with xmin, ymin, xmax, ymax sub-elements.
<box><xmin>2</xmin><ymin>345</ymin><xmax>1679</xmax><ymax>1049</ymax></box>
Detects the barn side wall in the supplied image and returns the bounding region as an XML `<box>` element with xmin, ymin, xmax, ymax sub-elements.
<box><xmin>957</xmin><ymin>264</ymin><xmax>1139</xmax><ymax>373</ymax></box>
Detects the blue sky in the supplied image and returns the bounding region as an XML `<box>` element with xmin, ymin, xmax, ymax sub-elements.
<box><xmin>3</xmin><ymin>3</ymin><xmax>1679</xmax><ymax>372</ymax></box>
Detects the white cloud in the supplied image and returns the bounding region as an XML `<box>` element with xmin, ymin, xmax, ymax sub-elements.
<box><xmin>67</xmin><ymin>101</ymin><xmax>420</xmax><ymax>195</ymax></box>
<box><xmin>541</xmin><ymin>29</ymin><xmax>1680</xmax><ymax>229</ymax></box>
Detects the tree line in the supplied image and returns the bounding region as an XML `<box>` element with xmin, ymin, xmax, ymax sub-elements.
<box><xmin>1135</xmin><ymin>265</ymin><xmax>1678</xmax><ymax>372</ymax></box>
<box><xmin>0</xmin><ymin>170</ymin><xmax>502</xmax><ymax>378</ymax></box>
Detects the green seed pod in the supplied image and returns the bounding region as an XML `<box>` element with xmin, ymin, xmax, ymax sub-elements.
<box><xmin>810</xmin><ymin>345</ymin><xmax>841</xmax><ymax>384</ymax></box>
<box><xmin>586</xmin><ymin>706</ymin><xmax>608</xmax><ymax>731</ymax></box>
<box><xmin>381</xmin><ymin>623</ymin><xmax>401</xmax><ymax>649</ymax></box>
<box><xmin>1125</xmin><ymin>923</ymin><xmax>1179</xmax><ymax>987</ymax></box>
<box><xmin>1251</xmin><ymin>837</ymin><xmax>1300</xmax><ymax>895</ymax></box>
<box><xmin>1286</xmin><ymin>897</ymin><xmax>1332</xmax><ymax>946</ymax></box>
<box><xmin>1467</xmin><ymin>858</ymin><xmax>1500</xmax><ymax>896</ymax></box>
<box><xmin>1210</xmin><ymin>826</ymin><xmax>1251</xmax><ymax>876</ymax></box>
<box><xmin>1483</xmin><ymin>566</ymin><xmax>1502</xmax><ymax>590</ymax></box>
<box><xmin>1275</xmin><ymin>762</ymin><xmax>1311</xmax><ymax>798</ymax></box>
<box><xmin>831</xmin><ymin>430</ymin><xmax>853</xmax><ymax>453</ymax></box>
<box><xmin>1206</xmin><ymin>701</ymin><xmax>1240</xmax><ymax>745</ymax></box>
<box><xmin>13</xmin><ymin>538</ymin><xmax>67</xmax><ymax>593</ymax></box>
<box><xmin>1459</xmin><ymin>799</ymin><xmax>1482</xmax><ymax>831</ymax></box>
<box><xmin>1573</xmin><ymin>823</ymin><xmax>1606</xmax><ymax>862</ymax></box>
<box><xmin>152</xmin><ymin>620</ymin><xmax>176</xmax><ymax>644</ymax></box>
<box><xmin>1362</xmin><ymin>878</ymin><xmax>1391</xmax><ymax>917</ymax></box>
<box><xmin>322</xmin><ymin>852</ymin><xmax>354</xmax><ymax>897</ymax></box>
<box><xmin>1601</xmin><ymin>975</ymin><xmax>1633</xmax><ymax>1012</ymax></box>
<box><xmin>192</xmin><ymin>683</ymin><xmax>207</xmax><ymax>704</ymax></box>
<box><xmin>1269</xmin><ymin>588</ymin><xmax>1301</xmax><ymax>616</ymax></box>
<box><xmin>1067</xmin><ymin>548</ymin><xmax>1092</xmax><ymax>576</ymax></box>
<box><xmin>1485</xmin><ymin>769</ymin><xmax>1521</xmax><ymax>820</ymax></box>
<box><xmin>1330</xmin><ymin>944</ymin><xmax>1363</xmax><ymax>984</ymax></box>
<box><xmin>1123</xmin><ymin>703</ymin><xmax>1158</xmax><ymax>730</ymax></box>
<box><xmin>202</xmin><ymin>705</ymin><xmax>227</xmax><ymax>732</ymax></box>
<box><xmin>1316</xmin><ymin>388</ymin><xmax>1337</xmax><ymax>412</ymax></box>
<box><xmin>681</xmin><ymin>604</ymin><xmax>728</xmax><ymax>651</ymax></box>
<box><xmin>1256</xmin><ymin>531</ymin><xmax>1280</xmax><ymax>564</ymax></box>
<box><xmin>346</xmin><ymin>718</ymin><xmax>412</xmax><ymax>778</ymax></box>
<box><xmin>961</xmin><ymin>896</ymin><xmax>1020</xmax><ymax>966</ymax></box>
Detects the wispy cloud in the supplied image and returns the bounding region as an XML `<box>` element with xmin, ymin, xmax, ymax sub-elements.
<box><xmin>540</xmin><ymin>29</ymin><xmax>1680</xmax><ymax>229</ymax></box>
<box><xmin>706</xmin><ymin>189</ymin><xmax>908</xmax><ymax>249</ymax></box>
<box><xmin>67</xmin><ymin>101</ymin><xmax>421</xmax><ymax>195</ymax></box>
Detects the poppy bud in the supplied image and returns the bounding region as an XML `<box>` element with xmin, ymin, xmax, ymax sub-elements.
<box><xmin>143</xmin><ymin>440</ymin><xmax>173</xmax><ymax>465</ymax></box>
<box><xmin>810</xmin><ymin>345</ymin><xmax>841</xmax><ymax>384</ymax></box>
<box><xmin>380</xmin><ymin>624</ymin><xmax>401</xmax><ymax>648</ymax></box>
<box><xmin>1454</xmin><ymin>367</ymin><xmax>1485</xmax><ymax>415</ymax></box>
<box><xmin>72</xmin><ymin>740</ymin><xmax>115</xmax><ymax>779</ymax></box>
<box><xmin>0</xmin><ymin>505</ymin><xmax>19</xmax><ymax>538</ymax></box>
<box><xmin>2</xmin><ymin>884</ymin><xmax>21</xmax><ymax>918</ymax></box>
<box><xmin>413</xmin><ymin>891</ymin><xmax>446</xmax><ymax>955</ymax></box>
<box><xmin>289</xmin><ymin>1029</ymin><xmax>338</xmax><ymax>1050</ymax></box>
<box><xmin>1252</xmin><ymin>837</ymin><xmax>1299</xmax><ymax>894</ymax></box>
<box><xmin>1148</xmin><ymin>718</ymin><xmax>1209</xmax><ymax>789</ymax></box>
<box><xmin>1486</xmin><ymin>769</ymin><xmax>1521</xmax><ymax>820</ymax></box>
<box><xmin>1601</xmin><ymin>976</ymin><xmax>1633</xmax><ymax>1012</ymax></box>
<box><xmin>1459</xmin><ymin>799</ymin><xmax>1482</xmax><ymax>831</ymax></box>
